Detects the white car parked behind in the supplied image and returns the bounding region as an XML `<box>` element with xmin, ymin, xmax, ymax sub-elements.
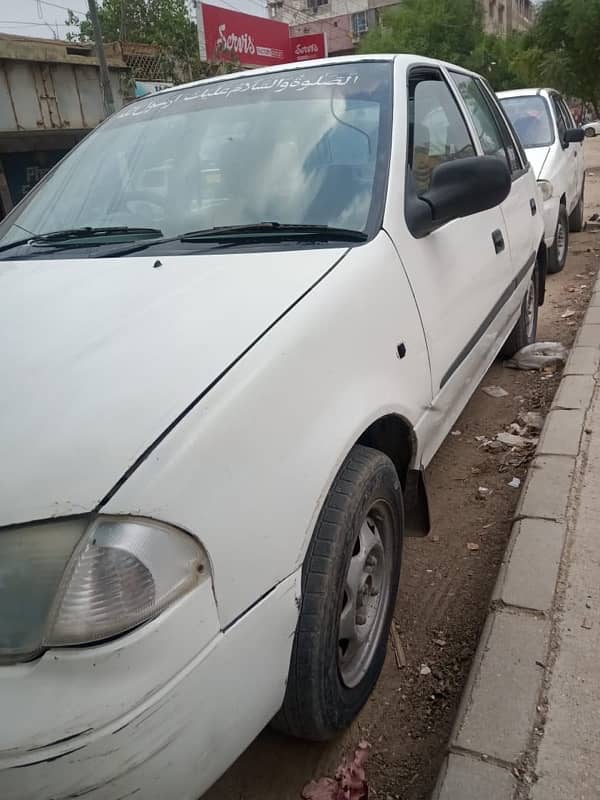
<box><xmin>499</xmin><ymin>88</ymin><xmax>585</xmax><ymax>273</ymax></box>
<box><xmin>582</xmin><ymin>119</ymin><xmax>600</xmax><ymax>137</ymax></box>
<box><xmin>0</xmin><ymin>55</ymin><xmax>545</xmax><ymax>800</ymax></box>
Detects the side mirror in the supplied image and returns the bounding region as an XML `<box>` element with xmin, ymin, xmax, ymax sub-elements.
<box><xmin>405</xmin><ymin>156</ymin><xmax>511</xmax><ymax>238</ymax></box>
<box><xmin>564</xmin><ymin>127</ymin><xmax>585</xmax><ymax>145</ymax></box>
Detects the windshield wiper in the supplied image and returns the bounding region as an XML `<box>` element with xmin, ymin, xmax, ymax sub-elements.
<box><xmin>179</xmin><ymin>223</ymin><xmax>368</xmax><ymax>242</ymax></box>
<box><xmin>85</xmin><ymin>222</ymin><xmax>368</xmax><ymax>258</ymax></box>
<box><xmin>0</xmin><ymin>226</ymin><xmax>163</xmax><ymax>254</ymax></box>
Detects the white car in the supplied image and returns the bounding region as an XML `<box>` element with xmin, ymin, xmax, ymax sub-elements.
<box><xmin>499</xmin><ymin>88</ymin><xmax>585</xmax><ymax>273</ymax></box>
<box><xmin>582</xmin><ymin>119</ymin><xmax>600</xmax><ymax>137</ymax></box>
<box><xmin>0</xmin><ymin>55</ymin><xmax>544</xmax><ymax>800</ymax></box>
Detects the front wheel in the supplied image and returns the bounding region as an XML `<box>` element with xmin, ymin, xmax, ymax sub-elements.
<box><xmin>273</xmin><ymin>445</ymin><xmax>403</xmax><ymax>740</ymax></box>
<box><xmin>548</xmin><ymin>205</ymin><xmax>569</xmax><ymax>274</ymax></box>
<box><xmin>501</xmin><ymin>269</ymin><xmax>539</xmax><ymax>358</ymax></box>
<box><xmin>584</xmin><ymin>127</ymin><xmax>596</xmax><ymax>137</ymax></box>
<box><xmin>569</xmin><ymin>183</ymin><xmax>585</xmax><ymax>233</ymax></box>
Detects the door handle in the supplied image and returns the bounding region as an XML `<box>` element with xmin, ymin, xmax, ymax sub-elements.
<box><xmin>492</xmin><ymin>229</ymin><xmax>505</xmax><ymax>254</ymax></box>
<box><xmin>530</xmin><ymin>198</ymin><xmax>537</xmax><ymax>216</ymax></box>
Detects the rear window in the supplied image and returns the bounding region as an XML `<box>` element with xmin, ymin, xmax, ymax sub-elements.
<box><xmin>500</xmin><ymin>95</ymin><xmax>555</xmax><ymax>148</ymax></box>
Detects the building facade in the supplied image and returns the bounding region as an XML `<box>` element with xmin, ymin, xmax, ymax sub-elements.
<box><xmin>483</xmin><ymin>0</ymin><xmax>534</xmax><ymax>35</ymax></box>
<box><xmin>269</xmin><ymin>0</ymin><xmax>534</xmax><ymax>56</ymax></box>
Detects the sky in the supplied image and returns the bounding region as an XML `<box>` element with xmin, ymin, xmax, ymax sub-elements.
<box><xmin>0</xmin><ymin>0</ymin><xmax>265</xmax><ymax>39</ymax></box>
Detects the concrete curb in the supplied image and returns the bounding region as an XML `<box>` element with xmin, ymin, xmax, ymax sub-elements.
<box><xmin>432</xmin><ymin>276</ymin><xmax>600</xmax><ymax>800</ymax></box>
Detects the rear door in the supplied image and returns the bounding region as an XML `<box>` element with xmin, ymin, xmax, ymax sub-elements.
<box><xmin>557</xmin><ymin>95</ymin><xmax>585</xmax><ymax>204</ymax></box>
<box><xmin>550</xmin><ymin>92</ymin><xmax>579</xmax><ymax>213</ymax></box>
<box><xmin>449</xmin><ymin>72</ymin><xmax>539</xmax><ymax>286</ymax></box>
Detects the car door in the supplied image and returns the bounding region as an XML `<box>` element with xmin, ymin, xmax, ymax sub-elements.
<box><xmin>449</xmin><ymin>72</ymin><xmax>539</xmax><ymax>291</ymax></box>
<box><xmin>549</xmin><ymin>92</ymin><xmax>578</xmax><ymax>213</ymax></box>
<box><xmin>557</xmin><ymin>95</ymin><xmax>584</xmax><ymax>203</ymax></box>
<box><xmin>390</xmin><ymin>65</ymin><xmax>514</xmax><ymax>463</ymax></box>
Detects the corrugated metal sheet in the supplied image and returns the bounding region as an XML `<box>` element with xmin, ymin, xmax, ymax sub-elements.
<box><xmin>0</xmin><ymin>56</ymin><xmax>129</xmax><ymax>134</ymax></box>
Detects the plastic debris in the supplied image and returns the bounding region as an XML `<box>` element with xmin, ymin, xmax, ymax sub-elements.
<box><xmin>478</xmin><ymin>486</ymin><xmax>492</xmax><ymax>498</ymax></box>
<box><xmin>482</xmin><ymin>385</ymin><xmax>509</xmax><ymax>398</ymax></box>
<box><xmin>509</xmin><ymin>423</ymin><xmax>528</xmax><ymax>436</ymax></box>
<box><xmin>467</xmin><ymin>542</ymin><xmax>480</xmax><ymax>551</ymax></box>
<box><xmin>496</xmin><ymin>432</ymin><xmax>537</xmax><ymax>448</ymax></box>
<box><xmin>420</xmin><ymin>664</ymin><xmax>432</xmax><ymax>676</ymax></box>
<box><xmin>518</xmin><ymin>411</ymin><xmax>545</xmax><ymax>431</ymax></box>
<box><xmin>302</xmin><ymin>741</ymin><xmax>370</xmax><ymax>800</ymax></box>
<box><xmin>451</xmin><ymin>429</ymin><xmax>462</xmax><ymax>436</ymax></box>
<box><xmin>561</xmin><ymin>310</ymin><xmax>575</xmax><ymax>318</ymax></box>
<box><xmin>508</xmin><ymin>477</ymin><xmax>521</xmax><ymax>488</ymax></box>
<box><xmin>506</xmin><ymin>342</ymin><xmax>568</xmax><ymax>371</ymax></box>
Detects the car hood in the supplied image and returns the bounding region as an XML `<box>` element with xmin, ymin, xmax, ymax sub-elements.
<box><xmin>0</xmin><ymin>248</ymin><xmax>346</xmax><ymax>527</ymax></box>
<box><xmin>524</xmin><ymin>146</ymin><xmax>551</xmax><ymax>179</ymax></box>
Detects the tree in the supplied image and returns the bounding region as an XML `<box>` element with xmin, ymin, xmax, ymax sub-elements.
<box><xmin>533</xmin><ymin>0</ymin><xmax>600</xmax><ymax>117</ymax></box>
<box><xmin>359</xmin><ymin>0</ymin><xmax>483</xmax><ymax>68</ymax></box>
<box><xmin>66</xmin><ymin>0</ymin><xmax>202</xmax><ymax>78</ymax></box>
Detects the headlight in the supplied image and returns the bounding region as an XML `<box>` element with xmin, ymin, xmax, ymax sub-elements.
<box><xmin>0</xmin><ymin>517</ymin><xmax>207</xmax><ymax>664</ymax></box>
<box><xmin>537</xmin><ymin>180</ymin><xmax>554</xmax><ymax>201</ymax></box>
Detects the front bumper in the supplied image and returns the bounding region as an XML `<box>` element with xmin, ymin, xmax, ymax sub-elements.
<box><xmin>0</xmin><ymin>572</ymin><xmax>300</xmax><ymax>800</ymax></box>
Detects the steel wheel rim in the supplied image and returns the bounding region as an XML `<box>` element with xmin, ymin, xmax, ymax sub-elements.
<box><xmin>525</xmin><ymin>276</ymin><xmax>536</xmax><ymax>341</ymax></box>
<box><xmin>338</xmin><ymin>500</ymin><xmax>394</xmax><ymax>688</ymax></box>
<box><xmin>556</xmin><ymin>218</ymin><xmax>567</xmax><ymax>263</ymax></box>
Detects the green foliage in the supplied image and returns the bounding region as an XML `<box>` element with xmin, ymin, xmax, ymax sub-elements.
<box><xmin>65</xmin><ymin>0</ymin><xmax>247</xmax><ymax>82</ymax></box>
<box><xmin>359</xmin><ymin>0</ymin><xmax>600</xmax><ymax>112</ymax></box>
<box><xmin>359</xmin><ymin>0</ymin><xmax>483</xmax><ymax>66</ymax></box>
<box><xmin>66</xmin><ymin>0</ymin><xmax>202</xmax><ymax>78</ymax></box>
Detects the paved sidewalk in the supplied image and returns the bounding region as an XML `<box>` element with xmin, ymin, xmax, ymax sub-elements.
<box><xmin>433</xmin><ymin>280</ymin><xmax>600</xmax><ymax>799</ymax></box>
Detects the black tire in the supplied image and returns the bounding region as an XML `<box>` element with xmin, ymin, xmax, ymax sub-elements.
<box><xmin>584</xmin><ymin>127</ymin><xmax>596</xmax><ymax>137</ymax></box>
<box><xmin>547</xmin><ymin>205</ymin><xmax>569</xmax><ymax>274</ymax></box>
<box><xmin>569</xmin><ymin>182</ymin><xmax>585</xmax><ymax>233</ymax></box>
<box><xmin>501</xmin><ymin>268</ymin><xmax>539</xmax><ymax>358</ymax></box>
<box><xmin>273</xmin><ymin>445</ymin><xmax>403</xmax><ymax>740</ymax></box>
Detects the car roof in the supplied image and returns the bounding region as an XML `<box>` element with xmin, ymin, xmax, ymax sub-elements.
<box><xmin>497</xmin><ymin>88</ymin><xmax>558</xmax><ymax>99</ymax></box>
<box><xmin>144</xmin><ymin>54</ymin><xmax>484</xmax><ymax>100</ymax></box>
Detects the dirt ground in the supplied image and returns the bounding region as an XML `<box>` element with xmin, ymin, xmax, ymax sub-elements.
<box><xmin>203</xmin><ymin>137</ymin><xmax>600</xmax><ymax>800</ymax></box>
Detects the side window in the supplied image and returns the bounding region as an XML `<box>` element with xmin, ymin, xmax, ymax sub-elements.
<box><xmin>480</xmin><ymin>78</ymin><xmax>524</xmax><ymax>171</ymax></box>
<box><xmin>451</xmin><ymin>72</ymin><xmax>515</xmax><ymax>172</ymax></box>
<box><xmin>408</xmin><ymin>72</ymin><xmax>476</xmax><ymax>193</ymax></box>
<box><xmin>558</xmin><ymin>97</ymin><xmax>575</xmax><ymax>129</ymax></box>
<box><xmin>552</xmin><ymin>95</ymin><xmax>567</xmax><ymax>141</ymax></box>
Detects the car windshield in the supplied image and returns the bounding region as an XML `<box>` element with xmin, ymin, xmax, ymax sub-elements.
<box><xmin>0</xmin><ymin>62</ymin><xmax>392</xmax><ymax>255</ymax></box>
<box><xmin>500</xmin><ymin>95</ymin><xmax>555</xmax><ymax>148</ymax></box>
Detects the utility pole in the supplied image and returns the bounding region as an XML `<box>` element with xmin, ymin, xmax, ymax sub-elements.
<box><xmin>87</xmin><ymin>0</ymin><xmax>115</xmax><ymax>116</ymax></box>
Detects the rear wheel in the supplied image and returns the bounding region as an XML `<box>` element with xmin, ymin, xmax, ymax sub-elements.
<box><xmin>274</xmin><ymin>445</ymin><xmax>403</xmax><ymax>740</ymax></box>
<box><xmin>548</xmin><ymin>205</ymin><xmax>569</xmax><ymax>274</ymax></box>
<box><xmin>569</xmin><ymin>183</ymin><xmax>585</xmax><ymax>233</ymax></box>
<box><xmin>501</xmin><ymin>269</ymin><xmax>539</xmax><ymax>359</ymax></box>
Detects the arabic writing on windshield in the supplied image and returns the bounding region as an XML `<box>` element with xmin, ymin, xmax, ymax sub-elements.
<box><xmin>115</xmin><ymin>72</ymin><xmax>361</xmax><ymax>119</ymax></box>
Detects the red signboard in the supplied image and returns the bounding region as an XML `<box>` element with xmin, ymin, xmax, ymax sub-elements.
<box><xmin>290</xmin><ymin>32</ymin><xmax>328</xmax><ymax>61</ymax></box>
<box><xmin>200</xmin><ymin>3</ymin><xmax>292</xmax><ymax>67</ymax></box>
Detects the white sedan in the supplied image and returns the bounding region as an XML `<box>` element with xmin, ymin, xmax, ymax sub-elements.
<box><xmin>499</xmin><ymin>88</ymin><xmax>585</xmax><ymax>273</ymax></box>
<box><xmin>582</xmin><ymin>120</ymin><xmax>600</xmax><ymax>137</ymax></box>
<box><xmin>0</xmin><ymin>55</ymin><xmax>544</xmax><ymax>800</ymax></box>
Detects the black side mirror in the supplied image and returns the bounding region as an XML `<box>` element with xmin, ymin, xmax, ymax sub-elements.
<box><xmin>405</xmin><ymin>156</ymin><xmax>511</xmax><ymax>238</ymax></box>
<box><xmin>564</xmin><ymin>127</ymin><xmax>585</xmax><ymax>145</ymax></box>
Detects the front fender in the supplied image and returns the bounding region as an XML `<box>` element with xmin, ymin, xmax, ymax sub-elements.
<box><xmin>103</xmin><ymin>233</ymin><xmax>432</xmax><ymax>626</ymax></box>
